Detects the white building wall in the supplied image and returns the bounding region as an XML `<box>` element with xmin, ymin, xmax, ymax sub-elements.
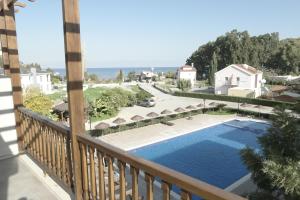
<box><xmin>215</xmin><ymin>66</ymin><xmax>251</xmax><ymax>95</ymax></box>
<box><xmin>215</xmin><ymin>65</ymin><xmax>262</xmax><ymax>97</ymax></box>
<box><xmin>0</xmin><ymin>76</ymin><xmax>19</xmax><ymax>159</ymax></box>
<box><xmin>178</xmin><ymin>71</ymin><xmax>196</xmax><ymax>87</ymax></box>
<box><xmin>21</xmin><ymin>73</ymin><xmax>52</xmax><ymax>94</ymax></box>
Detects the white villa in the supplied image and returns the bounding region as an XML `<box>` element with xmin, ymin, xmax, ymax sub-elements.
<box><xmin>214</xmin><ymin>64</ymin><xmax>263</xmax><ymax>98</ymax></box>
<box><xmin>177</xmin><ymin>65</ymin><xmax>197</xmax><ymax>87</ymax></box>
<box><xmin>140</xmin><ymin>71</ymin><xmax>158</xmax><ymax>82</ymax></box>
<box><xmin>21</xmin><ymin>68</ymin><xmax>52</xmax><ymax>94</ymax></box>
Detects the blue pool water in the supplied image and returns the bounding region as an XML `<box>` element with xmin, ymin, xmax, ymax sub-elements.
<box><xmin>130</xmin><ymin>120</ymin><xmax>270</xmax><ymax>197</ymax></box>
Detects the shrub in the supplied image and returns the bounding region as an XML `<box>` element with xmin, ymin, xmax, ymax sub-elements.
<box><xmin>133</xmin><ymin>86</ymin><xmax>152</xmax><ymax>101</ymax></box>
<box><xmin>23</xmin><ymin>86</ymin><xmax>53</xmax><ymax>117</ymax></box>
<box><xmin>153</xmin><ymin>84</ymin><xmax>173</xmax><ymax>94</ymax></box>
<box><xmin>87</xmin><ymin>87</ymin><xmax>137</xmax><ymax>121</ymax></box>
<box><xmin>177</xmin><ymin>79</ymin><xmax>191</xmax><ymax>91</ymax></box>
<box><xmin>24</xmin><ymin>94</ymin><xmax>53</xmax><ymax>117</ymax></box>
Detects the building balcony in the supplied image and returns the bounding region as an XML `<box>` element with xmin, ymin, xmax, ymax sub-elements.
<box><xmin>0</xmin><ymin>106</ymin><xmax>246</xmax><ymax>200</ymax></box>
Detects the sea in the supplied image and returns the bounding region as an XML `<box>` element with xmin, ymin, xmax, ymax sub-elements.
<box><xmin>53</xmin><ymin>67</ymin><xmax>177</xmax><ymax>80</ymax></box>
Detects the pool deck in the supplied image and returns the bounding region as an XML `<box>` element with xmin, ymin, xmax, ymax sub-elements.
<box><xmin>97</xmin><ymin>114</ymin><xmax>265</xmax><ymax>197</ymax></box>
<box><xmin>98</xmin><ymin>113</ymin><xmax>265</xmax><ymax>151</ymax></box>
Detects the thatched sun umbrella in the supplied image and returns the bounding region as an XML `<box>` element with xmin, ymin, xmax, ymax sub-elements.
<box><xmin>131</xmin><ymin>115</ymin><xmax>144</xmax><ymax>121</ymax></box>
<box><xmin>95</xmin><ymin>122</ymin><xmax>110</xmax><ymax>130</ymax></box>
<box><xmin>209</xmin><ymin>102</ymin><xmax>217</xmax><ymax>106</ymax></box>
<box><xmin>131</xmin><ymin>115</ymin><xmax>144</xmax><ymax>127</ymax></box>
<box><xmin>185</xmin><ymin>105</ymin><xmax>196</xmax><ymax>118</ymax></box>
<box><xmin>147</xmin><ymin>112</ymin><xmax>159</xmax><ymax>118</ymax></box>
<box><xmin>113</xmin><ymin>117</ymin><xmax>126</xmax><ymax>132</ymax></box>
<box><xmin>174</xmin><ymin>107</ymin><xmax>185</xmax><ymax>112</ymax></box>
<box><xmin>185</xmin><ymin>105</ymin><xmax>196</xmax><ymax>110</ymax></box>
<box><xmin>113</xmin><ymin>117</ymin><xmax>126</xmax><ymax>124</ymax></box>
<box><xmin>197</xmin><ymin>103</ymin><xmax>203</xmax><ymax>107</ymax></box>
<box><xmin>161</xmin><ymin>109</ymin><xmax>172</xmax><ymax>115</ymax></box>
<box><xmin>146</xmin><ymin>112</ymin><xmax>159</xmax><ymax>125</ymax></box>
<box><xmin>240</xmin><ymin>103</ymin><xmax>248</xmax><ymax>107</ymax></box>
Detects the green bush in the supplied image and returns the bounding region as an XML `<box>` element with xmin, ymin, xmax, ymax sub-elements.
<box><xmin>24</xmin><ymin>87</ymin><xmax>53</xmax><ymax>117</ymax></box>
<box><xmin>153</xmin><ymin>84</ymin><xmax>173</xmax><ymax>94</ymax></box>
<box><xmin>135</xmin><ymin>89</ymin><xmax>152</xmax><ymax>101</ymax></box>
<box><xmin>87</xmin><ymin>87</ymin><xmax>137</xmax><ymax>121</ymax></box>
<box><xmin>174</xmin><ymin>91</ymin><xmax>296</xmax><ymax>108</ymax></box>
<box><xmin>177</xmin><ymin>79</ymin><xmax>191</xmax><ymax>91</ymax></box>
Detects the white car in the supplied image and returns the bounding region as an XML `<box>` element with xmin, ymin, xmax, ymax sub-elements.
<box><xmin>138</xmin><ymin>98</ymin><xmax>156</xmax><ymax>107</ymax></box>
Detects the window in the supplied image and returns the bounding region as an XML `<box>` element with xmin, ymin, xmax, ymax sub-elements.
<box><xmin>40</xmin><ymin>76</ymin><xmax>42</xmax><ymax>82</ymax></box>
<box><xmin>236</xmin><ymin>77</ymin><xmax>240</xmax><ymax>85</ymax></box>
<box><xmin>225</xmin><ymin>77</ymin><xmax>228</xmax><ymax>81</ymax></box>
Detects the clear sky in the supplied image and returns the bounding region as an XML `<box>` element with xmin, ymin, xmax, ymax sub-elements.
<box><xmin>15</xmin><ymin>0</ymin><xmax>300</xmax><ymax>68</ymax></box>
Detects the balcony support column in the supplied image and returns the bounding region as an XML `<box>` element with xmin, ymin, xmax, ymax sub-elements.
<box><xmin>0</xmin><ymin>8</ymin><xmax>10</xmax><ymax>75</ymax></box>
<box><xmin>3</xmin><ymin>1</ymin><xmax>23</xmax><ymax>150</ymax></box>
<box><xmin>61</xmin><ymin>0</ymin><xmax>84</xmax><ymax>198</ymax></box>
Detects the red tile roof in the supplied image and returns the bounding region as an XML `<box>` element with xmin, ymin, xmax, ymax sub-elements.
<box><xmin>178</xmin><ymin>65</ymin><xmax>197</xmax><ymax>72</ymax></box>
<box><xmin>233</xmin><ymin>64</ymin><xmax>262</xmax><ymax>74</ymax></box>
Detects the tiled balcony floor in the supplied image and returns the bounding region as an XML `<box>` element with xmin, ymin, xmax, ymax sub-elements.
<box><xmin>0</xmin><ymin>156</ymin><xmax>59</xmax><ymax>200</ymax></box>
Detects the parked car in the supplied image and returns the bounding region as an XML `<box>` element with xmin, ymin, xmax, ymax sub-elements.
<box><xmin>138</xmin><ymin>98</ymin><xmax>156</xmax><ymax>107</ymax></box>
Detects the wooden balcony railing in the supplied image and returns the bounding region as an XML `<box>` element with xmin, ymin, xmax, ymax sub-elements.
<box><xmin>18</xmin><ymin>107</ymin><xmax>74</xmax><ymax>189</ymax></box>
<box><xmin>77</xmin><ymin>134</ymin><xmax>246</xmax><ymax>200</ymax></box>
<box><xmin>18</xmin><ymin>107</ymin><xmax>246</xmax><ymax>200</ymax></box>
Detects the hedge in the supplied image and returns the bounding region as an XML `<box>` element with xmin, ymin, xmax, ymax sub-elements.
<box><xmin>174</xmin><ymin>91</ymin><xmax>296</xmax><ymax>108</ymax></box>
<box><xmin>153</xmin><ymin>84</ymin><xmax>173</xmax><ymax>94</ymax></box>
<box><xmin>224</xmin><ymin>107</ymin><xmax>272</xmax><ymax>119</ymax></box>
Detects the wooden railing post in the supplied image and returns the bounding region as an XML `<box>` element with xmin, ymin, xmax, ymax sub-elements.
<box><xmin>0</xmin><ymin>7</ymin><xmax>10</xmax><ymax>75</ymax></box>
<box><xmin>61</xmin><ymin>0</ymin><xmax>85</xmax><ymax>199</ymax></box>
<box><xmin>3</xmin><ymin>0</ymin><xmax>23</xmax><ymax>150</ymax></box>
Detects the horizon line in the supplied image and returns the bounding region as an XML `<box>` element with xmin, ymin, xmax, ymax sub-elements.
<box><xmin>45</xmin><ymin>66</ymin><xmax>180</xmax><ymax>69</ymax></box>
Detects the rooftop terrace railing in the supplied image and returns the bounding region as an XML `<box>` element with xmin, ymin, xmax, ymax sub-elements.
<box><xmin>18</xmin><ymin>106</ymin><xmax>246</xmax><ymax>200</ymax></box>
<box><xmin>18</xmin><ymin>107</ymin><xmax>74</xmax><ymax>189</ymax></box>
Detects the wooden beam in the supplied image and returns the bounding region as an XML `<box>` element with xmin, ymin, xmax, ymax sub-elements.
<box><xmin>4</xmin><ymin>1</ymin><xmax>23</xmax><ymax>150</ymax></box>
<box><xmin>61</xmin><ymin>0</ymin><xmax>84</xmax><ymax>198</ymax></box>
<box><xmin>0</xmin><ymin>8</ymin><xmax>10</xmax><ymax>75</ymax></box>
<box><xmin>14</xmin><ymin>2</ymin><xmax>26</xmax><ymax>8</ymax></box>
<box><xmin>0</xmin><ymin>0</ymin><xmax>15</xmax><ymax>12</ymax></box>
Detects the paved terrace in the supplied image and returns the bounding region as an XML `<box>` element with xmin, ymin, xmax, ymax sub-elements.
<box><xmin>98</xmin><ymin>113</ymin><xmax>262</xmax><ymax>151</ymax></box>
<box><xmin>0</xmin><ymin>155</ymin><xmax>71</xmax><ymax>200</ymax></box>
<box><xmin>89</xmin><ymin>83</ymin><xmax>274</xmax><ymax>129</ymax></box>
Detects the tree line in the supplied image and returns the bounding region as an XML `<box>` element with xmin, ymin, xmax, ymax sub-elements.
<box><xmin>186</xmin><ymin>30</ymin><xmax>300</xmax><ymax>80</ymax></box>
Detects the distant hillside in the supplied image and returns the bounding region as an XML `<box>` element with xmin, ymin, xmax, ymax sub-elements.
<box><xmin>186</xmin><ymin>30</ymin><xmax>300</xmax><ymax>79</ymax></box>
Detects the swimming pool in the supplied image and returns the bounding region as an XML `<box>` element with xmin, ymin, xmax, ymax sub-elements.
<box><xmin>130</xmin><ymin>120</ymin><xmax>269</xmax><ymax>193</ymax></box>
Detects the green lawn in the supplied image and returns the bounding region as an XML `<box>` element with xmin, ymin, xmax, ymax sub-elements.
<box><xmin>47</xmin><ymin>91</ymin><xmax>66</xmax><ymax>101</ymax></box>
<box><xmin>48</xmin><ymin>86</ymin><xmax>153</xmax><ymax>123</ymax></box>
<box><xmin>84</xmin><ymin>87</ymin><xmax>108</xmax><ymax>102</ymax></box>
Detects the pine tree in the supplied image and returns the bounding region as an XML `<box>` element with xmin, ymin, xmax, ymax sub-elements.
<box><xmin>240</xmin><ymin>107</ymin><xmax>300</xmax><ymax>200</ymax></box>
<box><xmin>209</xmin><ymin>52</ymin><xmax>218</xmax><ymax>86</ymax></box>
